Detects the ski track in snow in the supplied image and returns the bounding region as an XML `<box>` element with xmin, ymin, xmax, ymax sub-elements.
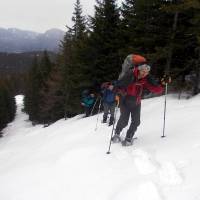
<box><xmin>133</xmin><ymin>149</ymin><xmax>157</xmax><ymax>175</ymax></box>
<box><xmin>112</xmin><ymin>145</ymin><xmax>183</xmax><ymax>198</ymax></box>
<box><xmin>136</xmin><ymin>181</ymin><xmax>162</xmax><ymax>200</ymax></box>
<box><xmin>111</xmin><ymin>179</ymin><xmax>162</xmax><ymax>200</ymax></box>
<box><xmin>158</xmin><ymin>161</ymin><xmax>183</xmax><ymax>186</ymax></box>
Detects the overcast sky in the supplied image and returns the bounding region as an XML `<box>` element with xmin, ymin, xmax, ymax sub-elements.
<box><xmin>1</xmin><ymin>0</ymin><xmax>122</xmax><ymax>33</ymax></box>
<box><xmin>0</xmin><ymin>0</ymin><xmax>98</xmax><ymax>33</ymax></box>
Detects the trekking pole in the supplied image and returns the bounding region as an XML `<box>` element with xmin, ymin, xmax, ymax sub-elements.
<box><xmin>90</xmin><ymin>96</ymin><xmax>100</xmax><ymax>116</ymax></box>
<box><xmin>94</xmin><ymin>97</ymin><xmax>102</xmax><ymax>131</ymax></box>
<box><xmin>161</xmin><ymin>83</ymin><xmax>168</xmax><ymax>138</ymax></box>
<box><xmin>106</xmin><ymin>101</ymin><xmax>120</xmax><ymax>154</ymax></box>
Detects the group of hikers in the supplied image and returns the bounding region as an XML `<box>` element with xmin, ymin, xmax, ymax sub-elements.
<box><xmin>81</xmin><ymin>54</ymin><xmax>171</xmax><ymax>146</ymax></box>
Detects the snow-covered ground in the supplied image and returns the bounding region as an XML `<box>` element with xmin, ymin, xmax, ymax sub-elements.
<box><xmin>0</xmin><ymin>94</ymin><xmax>200</xmax><ymax>200</ymax></box>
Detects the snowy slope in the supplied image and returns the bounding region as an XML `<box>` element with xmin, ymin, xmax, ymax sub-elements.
<box><xmin>0</xmin><ymin>95</ymin><xmax>200</xmax><ymax>200</ymax></box>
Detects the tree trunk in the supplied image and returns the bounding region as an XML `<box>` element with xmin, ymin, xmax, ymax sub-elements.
<box><xmin>193</xmin><ymin>48</ymin><xmax>200</xmax><ymax>95</ymax></box>
<box><xmin>166</xmin><ymin>11</ymin><xmax>179</xmax><ymax>75</ymax></box>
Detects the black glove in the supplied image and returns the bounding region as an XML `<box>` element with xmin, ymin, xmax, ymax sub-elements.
<box><xmin>161</xmin><ymin>75</ymin><xmax>172</xmax><ymax>85</ymax></box>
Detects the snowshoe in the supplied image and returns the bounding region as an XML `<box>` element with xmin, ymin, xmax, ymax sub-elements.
<box><xmin>108</xmin><ymin>117</ymin><xmax>114</xmax><ymax>126</ymax></box>
<box><xmin>121</xmin><ymin>139</ymin><xmax>133</xmax><ymax>146</ymax></box>
<box><xmin>111</xmin><ymin>134</ymin><xmax>121</xmax><ymax>143</ymax></box>
<box><xmin>102</xmin><ymin>117</ymin><xmax>107</xmax><ymax>123</ymax></box>
<box><xmin>108</xmin><ymin>121</ymin><xmax>113</xmax><ymax>126</ymax></box>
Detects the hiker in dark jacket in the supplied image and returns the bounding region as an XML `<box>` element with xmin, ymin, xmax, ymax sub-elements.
<box><xmin>112</xmin><ymin>64</ymin><xmax>163</xmax><ymax>146</ymax></box>
<box><xmin>81</xmin><ymin>91</ymin><xmax>95</xmax><ymax>117</ymax></box>
<box><xmin>101</xmin><ymin>82</ymin><xmax>117</xmax><ymax>126</ymax></box>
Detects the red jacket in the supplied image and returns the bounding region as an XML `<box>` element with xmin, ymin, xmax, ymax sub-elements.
<box><xmin>121</xmin><ymin>68</ymin><xmax>163</xmax><ymax>104</ymax></box>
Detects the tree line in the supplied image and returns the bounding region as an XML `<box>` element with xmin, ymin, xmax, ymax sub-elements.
<box><xmin>22</xmin><ymin>0</ymin><xmax>200</xmax><ymax>125</ymax></box>
<box><xmin>0</xmin><ymin>75</ymin><xmax>16</xmax><ymax>134</ymax></box>
<box><xmin>0</xmin><ymin>52</ymin><xmax>57</xmax><ymax>74</ymax></box>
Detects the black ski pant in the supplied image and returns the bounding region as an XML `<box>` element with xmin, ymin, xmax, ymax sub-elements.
<box><xmin>103</xmin><ymin>102</ymin><xmax>115</xmax><ymax>122</ymax></box>
<box><xmin>115</xmin><ymin>98</ymin><xmax>141</xmax><ymax>141</ymax></box>
<box><xmin>84</xmin><ymin>106</ymin><xmax>92</xmax><ymax>117</ymax></box>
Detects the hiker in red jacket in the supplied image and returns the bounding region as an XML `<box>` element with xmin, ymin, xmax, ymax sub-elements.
<box><xmin>112</xmin><ymin>63</ymin><xmax>163</xmax><ymax>146</ymax></box>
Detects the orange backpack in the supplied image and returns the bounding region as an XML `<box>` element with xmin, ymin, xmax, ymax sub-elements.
<box><xmin>118</xmin><ymin>54</ymin><xmax>146</xmax><ymax>80</ymax></box>
<box><xmin>132</xmin><ymin>54</ymin><xmax>146</xmax><ymax>66</ymax></box>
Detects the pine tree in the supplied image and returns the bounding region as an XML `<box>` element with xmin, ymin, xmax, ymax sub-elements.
<box><xmin>36</xmin><ymin>51</ymin><xmax>54</xmax><ymax>123</ymax></box>
<box><xmin>39</xmin><ymin>66</ymin><xmax>64</xmax><ymax>125</ymax></box>
<box><xmin>0</xmin><ymin>83</ymin><xmax>9</xmax><ymax>130</ymax></box>
<box><xmin>0</xmin><ymin>80</ymin><xmax>16</xmax><ymax>133</ymax></box>
<box><xmin>88</xmin><ymin>0</ymin><xmax>121</xmax><ymax>83</ymax></box>
<box><xmin>183</xmin><ymin>0</ymin><xmax>200</xmax><ymax>95</ymax></box>
<box><xmin>38</xmin><ymin>50</ymin><xmax>52</xmax><ymax>89</ymax></box>
<box><xmin>160</xmin><ymin>0</ymin><xmax>200</xmax><ymax>94</ymax></box>
<box><xmin>24</xmin><ymin>51</ymin><xmax>52</xmax><ymax>123</ymax></box>
<box><xmin>59</xmin><ymin>0</ymin><xmax>89</xmax><ymax>117</ymax></box>
<box><xmin>24</xmin><ymin>50</ymin><xmax>63</xmax><ymax>123</ymax></box>
<box><xmin>120</xmin><ymin>0</ymin><xmax>137</xmax><ymax>56</ymax></box>
<box><xmin>70</xmin><ymin>0</ymin><xmax>87</xmax><ymax>39</ymax></box>
<box><xmin>121</xmin><ymin>0</ymin><xmax>173</xmax><ymax>68</ymax></box>
<box><xmin>24</xmin><ymin>56</ymin><xmax>41</xmax><ymax>122</ymax></box>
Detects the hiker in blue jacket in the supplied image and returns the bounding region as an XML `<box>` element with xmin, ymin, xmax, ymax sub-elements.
<box><xmin>101</xmin><ymin>82</ymin><xmax>117</xmax><ymax>126</ymax></box>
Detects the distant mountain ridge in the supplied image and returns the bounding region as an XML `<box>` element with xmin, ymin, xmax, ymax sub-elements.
<box><xmin>0</xmin><ymin>28</ymin><xmax>65</xmax><ymax>53</ymax></box>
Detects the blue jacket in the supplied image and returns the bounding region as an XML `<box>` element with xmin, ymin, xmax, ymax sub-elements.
<box><xmin>102</xmin><ymin>89</ymin><xmax>115</xmax><ymax>104</ymax></box>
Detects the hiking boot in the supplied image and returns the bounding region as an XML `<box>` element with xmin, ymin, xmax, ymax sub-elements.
<box><xmin>108</xmin><ymin>117</ymin><xmax>114</xmax><ymax>126</ymax></box>
<box><xmin>111</xmin><ymin>134</ymin><xmax>121</xmax><ymax>143</ymax></box>
<box><xmin>121</xmin><ymin>139</ymin><xmax>133</xmax><ymax>146</ymax></box>
<box><xmin>108</xmin><ymin>121</ymin><xmax>113</xmax><ymax>126</ymax></box>
<box><xmin>102</xmin><ymin>116</ymin><xmax>107</xmax><ymax>123</ymax></box>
